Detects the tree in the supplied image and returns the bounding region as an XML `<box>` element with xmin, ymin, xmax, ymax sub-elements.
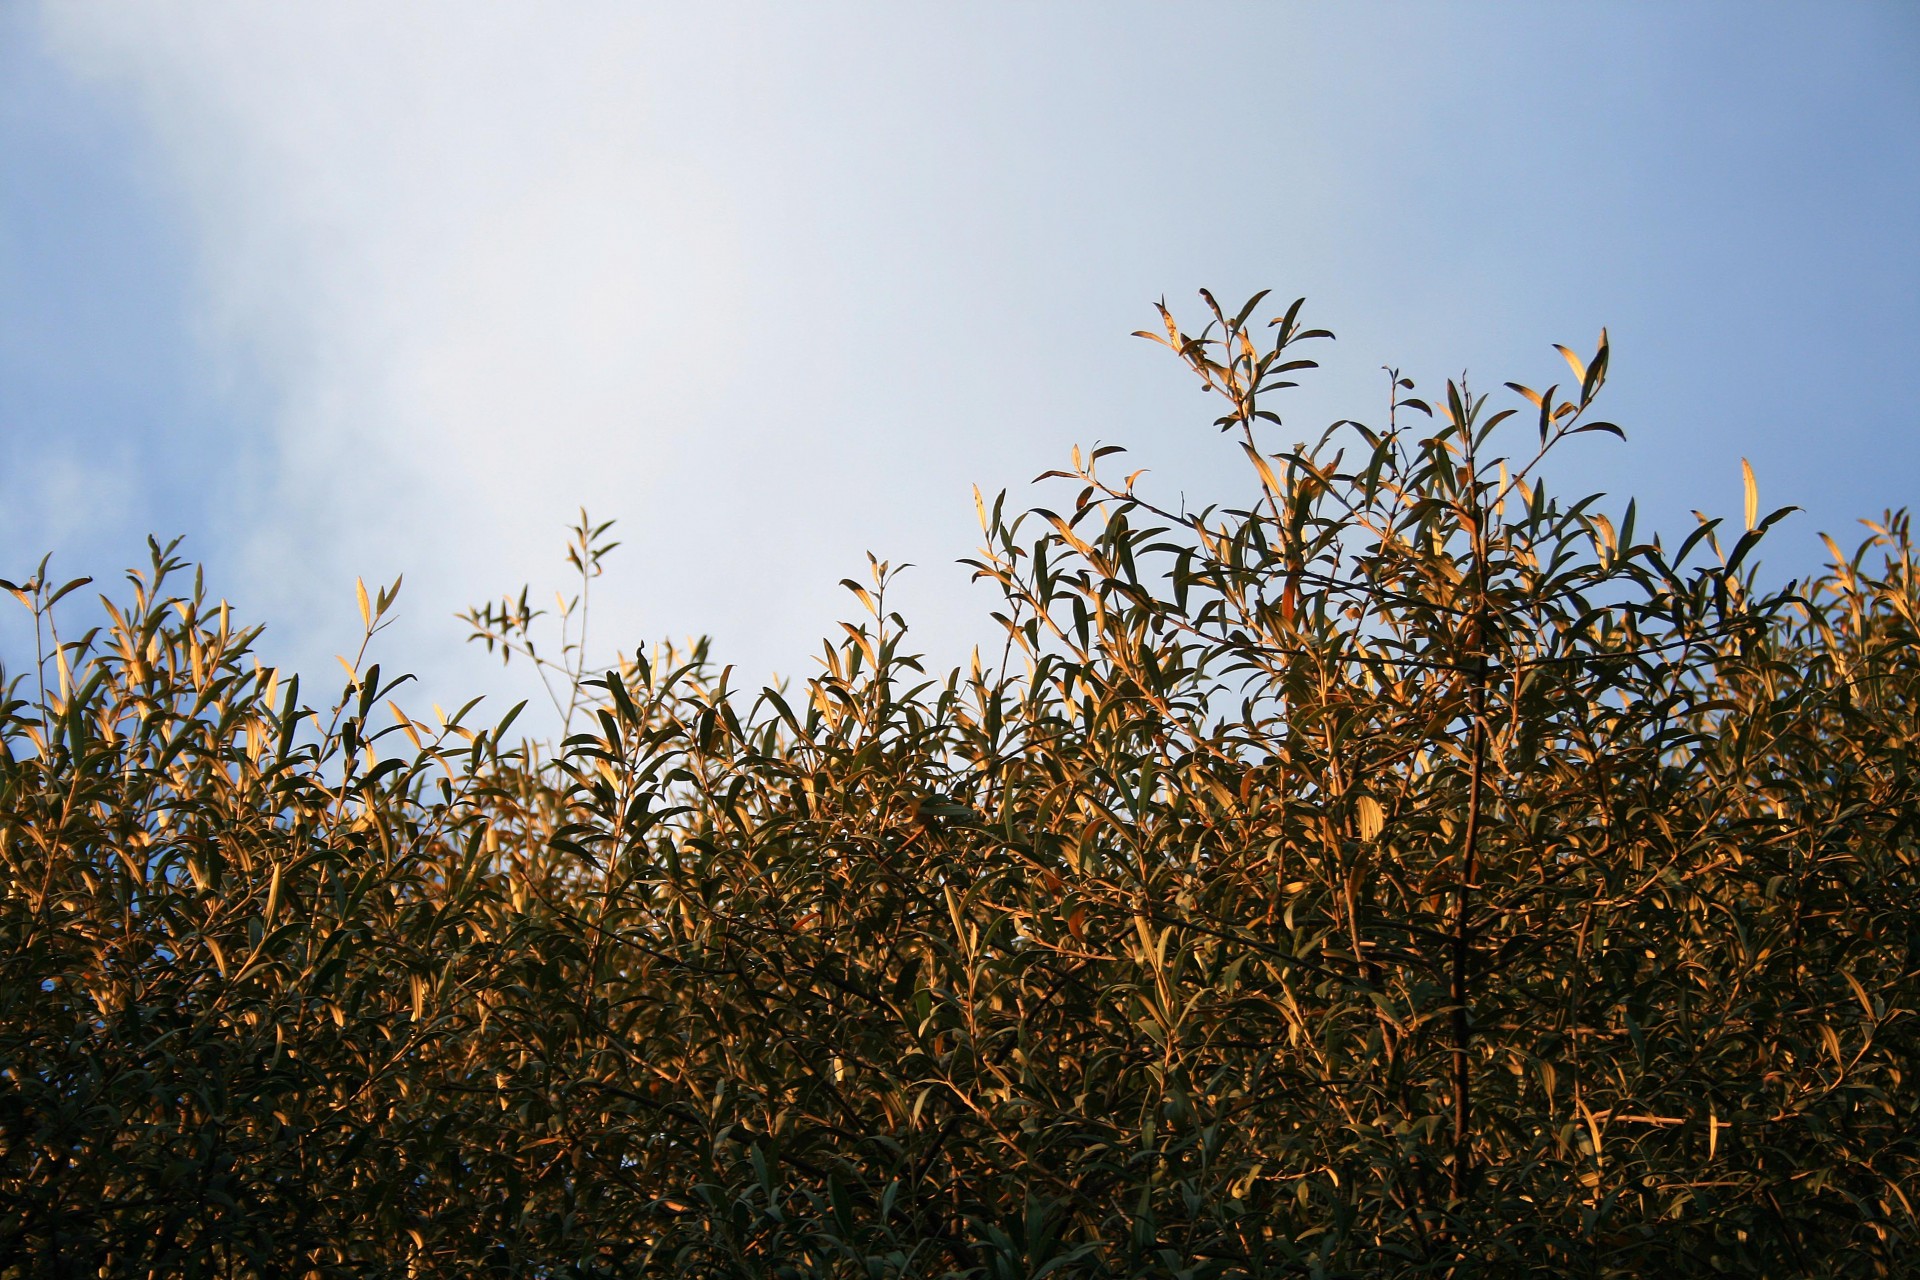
<box><xmin>4</xmin><ymin>293</ymin><xmax>1916</xmax><ymax>1277</ymax></box>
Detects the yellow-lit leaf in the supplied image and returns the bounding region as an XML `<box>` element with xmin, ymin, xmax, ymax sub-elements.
<box><xmin>1553</xmin><ymin>343</ymin><xmax>1586</xmax><ymax>385</ymax></box>
<box><xmin>1355</xmin><ymin>795</ymin><xmax>1384</xmax><ymax>840</ymax></box>
<box><xmin>1742</xmin><ymin>458</ymin><xmax>1758</xmax><ymax>532</ymax></box>
<box><xmin>356</xmin><ymin>577</ymin><xmax>371</xmax><ymax>630</ymax></box>
<box><xmin>390</xmin><ymin>701</ymin><xmax>425</xmax><ymax>750</ymax></box>
<box><xmin>1843</xmin><ymin>969</ymin><xmax>1875</xmax><ymax>1021</ymax></box>
<box><xmin>1591</xmin><ymin>513</ymin><xmax>1617</xmax><ymax>559</ymax></box>
<box><xmin>1241</xmin><ymin>442</ymin><xmax>1283</xmax><ymax>496</ymax></box>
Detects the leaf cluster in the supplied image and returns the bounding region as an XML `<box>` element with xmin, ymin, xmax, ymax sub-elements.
<box><xmin>4</xmin><ymin>295</ymin><xmax>1918</xmax><ymax>1277</ymax></box>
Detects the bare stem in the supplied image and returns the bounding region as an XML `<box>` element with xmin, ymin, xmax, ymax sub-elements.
<box><xmin>1451</xmin><ymin>664</ymin><xmax>1486</xmax><ymax>1204</ymax></box>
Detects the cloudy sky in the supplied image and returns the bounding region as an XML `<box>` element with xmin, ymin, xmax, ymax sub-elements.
<box><xmin>3</xmin><ymin>3</ymin><xmax>1916</xmax><ymax>724</ymax></box>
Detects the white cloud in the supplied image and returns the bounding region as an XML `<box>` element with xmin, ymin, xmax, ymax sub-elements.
<box><xmin>39</xmin><ymin>3</ymin><xmax>748</xmax><ymax>718</ymax></box>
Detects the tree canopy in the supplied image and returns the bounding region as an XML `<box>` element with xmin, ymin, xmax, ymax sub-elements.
<box><xmin>4</xmin><ymin>294</ymin><xmax>1917</xmax><ymax>1277</ymax></box>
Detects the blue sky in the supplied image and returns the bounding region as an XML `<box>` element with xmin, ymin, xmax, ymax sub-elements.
<box><xmin>3</xmin><ymin>3</ymin><xmax>1917</xmax><ymax>722</ymax></box>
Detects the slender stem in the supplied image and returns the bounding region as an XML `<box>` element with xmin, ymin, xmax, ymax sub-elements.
<box><xmin>31</xmin><ymin>578</ymin><xmax>49</xmax><ymax>728</ymax></box>
<box><xmin>1451</xmin><ymin>664</ymin><xmax>1486</xmax><ymax>1203</ymax></box>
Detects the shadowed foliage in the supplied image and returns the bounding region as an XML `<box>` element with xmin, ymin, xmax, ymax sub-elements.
<box><xmin>3</xmin><ymin>294</ymin><xmax>1917</xmax><ymax>1277</ymax></box>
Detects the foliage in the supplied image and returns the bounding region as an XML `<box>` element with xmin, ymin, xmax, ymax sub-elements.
<box><xmin>0</xmin><ymin>557</ymin><xmax>542</xmax><ymax>1275</ymax></box>
<box><xmin>3</xmin><ymin>294</ymin><xmax>1917</xmax><ymax>1277</ymax></box>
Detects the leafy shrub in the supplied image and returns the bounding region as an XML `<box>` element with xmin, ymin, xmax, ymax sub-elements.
<box><xmin>3</xmin><ymin>294</ymin><xmax>1916</xmax><ymax>1277</ymax></box>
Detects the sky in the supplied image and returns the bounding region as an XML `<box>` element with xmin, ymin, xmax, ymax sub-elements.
<box><xmin>2</xmin><ymin>3</ymin><xmax>1917</xmax><ymax>727</ymax></box>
